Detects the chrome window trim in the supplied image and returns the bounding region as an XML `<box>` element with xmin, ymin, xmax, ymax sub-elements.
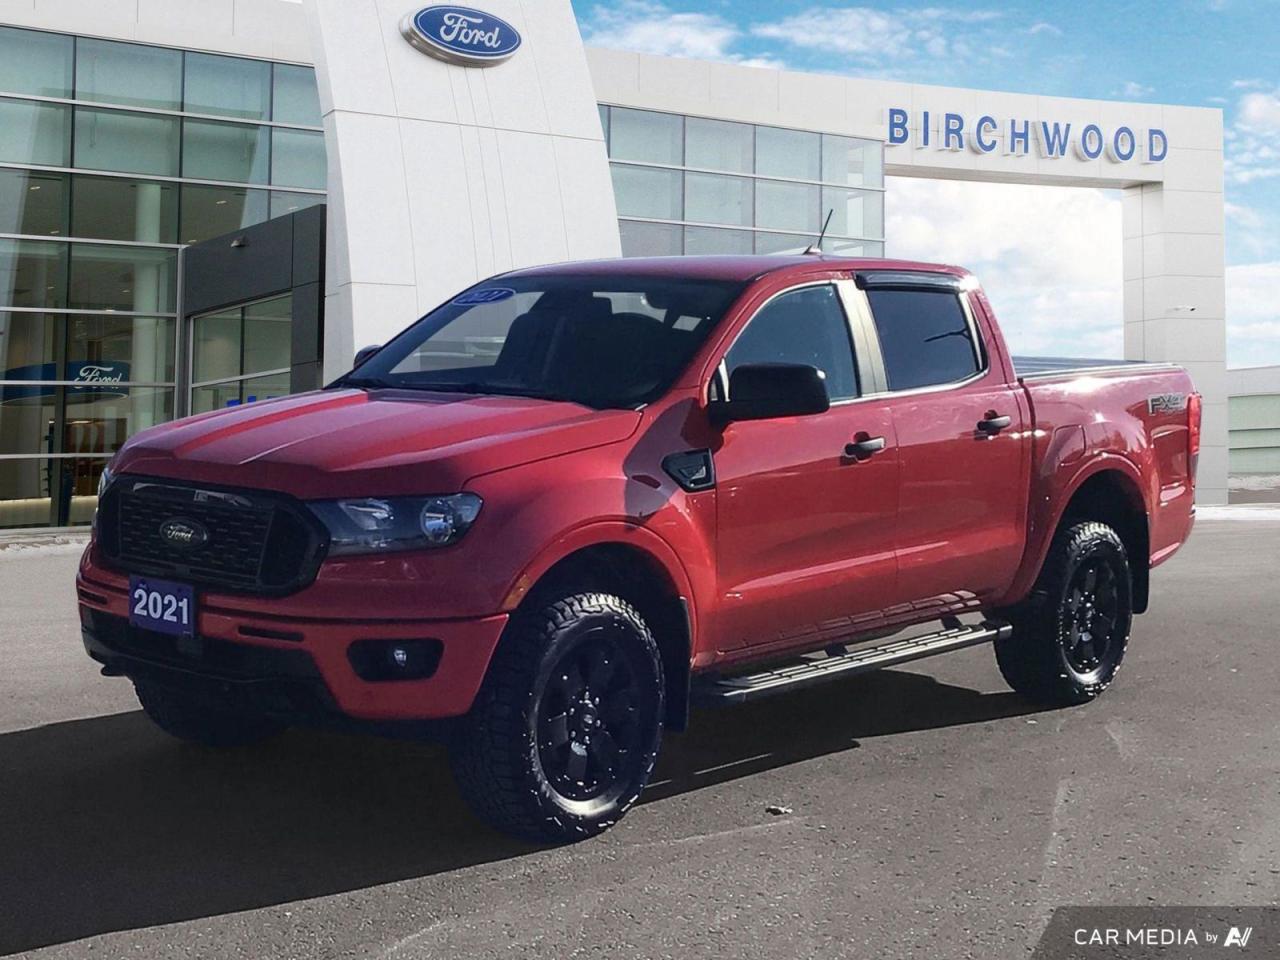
<box><xmin>835</xmin><ymin>278</ymin><xmax>886</xmax><ymax>395</ymax></box>
<box><xmin>848</xmin><ymin>277</ymin><xmax>993</xmax><ymax>401</ymax></box>
<box><xmin>707</xmin><ymin>279</ymin><xmax>865</xmax><ymax>405</ymax></box>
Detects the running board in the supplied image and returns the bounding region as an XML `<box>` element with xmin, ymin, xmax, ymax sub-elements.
<box><xmin>692</xmin><ymin>620</ymin><xmax>1012</xmax><ymax>706</ymax></box>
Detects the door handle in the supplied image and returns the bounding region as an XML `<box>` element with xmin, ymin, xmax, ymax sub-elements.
<box><xmin>976</xmin><ymin>413</ymin><xmax>1012</xmax><ymax>435</ymax></box>
<box><xmin>844</xmin><ymin>434</ymin><xmax>887</xmax><ymax>460</ymax></box>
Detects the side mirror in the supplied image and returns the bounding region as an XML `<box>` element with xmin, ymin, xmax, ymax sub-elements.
<box><xmin>353</xmin><ymin>344</ymin><xmax>382</xmax><ymax>368</ymax></box>
<box><xmin>711</xmin><ymin>363</ymin><xmax>830</xmax><ymax>424</ymax></box>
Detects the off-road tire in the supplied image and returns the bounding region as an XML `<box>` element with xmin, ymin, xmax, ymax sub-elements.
<box><xmin>995</xmin><ymin>520</ymin><xmax>1133</xmax><ymax>706</ymax></box>
<box><xmin>134</xmin><ymin>681</ymin><xmax>285</xmax><ymax>747</ymax></box>
<box><xmin>451</xmin><ymin>592</ymin><xmax>664</xmax><ymax>843</ymax></box>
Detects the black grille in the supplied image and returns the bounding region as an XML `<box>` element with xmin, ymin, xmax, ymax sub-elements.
<box><xmin>98</xmin><ymin>475</ymin><xmax>328</xmax><ymax>595</ymax></box>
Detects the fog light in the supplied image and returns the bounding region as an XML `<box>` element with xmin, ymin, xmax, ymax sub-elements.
<box><xmin>347</xmin><ymin>638</ymin><xmax>443</xmax><ymax>681</ymax></box>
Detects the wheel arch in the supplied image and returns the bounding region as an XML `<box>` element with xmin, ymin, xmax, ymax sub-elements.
<box><xmin>506</xmin><ymin>528</ymin><xmax>696</xmax><ymax>732</ymax></box>
<box><xmin>1049</xmin><ymin>462</ymin><xmax>1152</xmax><ymax>614</ymax></box>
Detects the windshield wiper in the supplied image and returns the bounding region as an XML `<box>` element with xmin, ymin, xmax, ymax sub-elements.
<box><xmin>337</xmin><ymin>375</ymin><xmax>396</xmax><ymax>390</ymax></box>
<box><xmin>411</xmin><ymin>381</ymin><xmax>582</xmax><ymax>405</ymax></box>
<box><xmin>341</xmin><ymin>377</ymin><xmax>597</xmax><ymax>406</ymax></box>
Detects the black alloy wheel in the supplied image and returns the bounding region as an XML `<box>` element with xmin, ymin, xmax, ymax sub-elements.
<box><xmin>1062</xmin><ymin>558</ymin><xmax>1122</xmax><ymax>677</ymax></box>
<box><xmin>994</xmin><ymin>520</ymin><xmax>1133</xmax><ymax>706</ymax></box>
<box><xmin>536</xmin><ymin>625</ymin><xmax>648</xmax><ymax>808</ymax></box>
<box><xmin>451</xmin><ymin>592</ymin><xmax>664</xmax><ymax>842</ymax></box>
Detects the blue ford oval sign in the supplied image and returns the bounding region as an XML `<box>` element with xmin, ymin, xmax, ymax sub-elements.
<box><xmin>400</xmin><ymin>6</ymin><xmax>522</xmax><ymax>66</ymax></box>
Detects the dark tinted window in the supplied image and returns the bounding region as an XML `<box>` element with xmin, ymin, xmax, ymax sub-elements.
<box><xmin>726</xmin><ymin>285</ymin><xmax>857</xmax><ymax>400</ymax></box>
<box><xmin>867</xmin><ymin>289</ymin><xmax>981</xmax><ymax>391</ymax></box>
<box><xmin>347</xmin><ymin>276</ymin><xmax>743</xmax><ymax>409</ymax></box>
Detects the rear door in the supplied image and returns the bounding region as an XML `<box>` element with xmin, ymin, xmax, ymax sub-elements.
<box><xmin>857</xmin><ymin>275</ymin><xmax>1030</xmax><ymax>610</ymax></box>
<box><xmin>712</xmin><ymin>281</ymin><xmax>899</xmax><ymax>652</ymax></box>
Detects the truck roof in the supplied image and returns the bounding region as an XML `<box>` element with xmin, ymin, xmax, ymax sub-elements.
<box><xmin>503</xmin><ymin>255</ymin><xmax>969</xmax><ymax>284</ymax></box>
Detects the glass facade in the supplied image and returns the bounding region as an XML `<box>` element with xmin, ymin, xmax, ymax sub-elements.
<box><xmin>0</xmin><ymin>25</ymin><xmax>325</xmax><ymax>528</ymax></box>
<box><xmin>601</xmin><ymin>104</ymin><xmax>885</xmax><ymax>258</ymax></box>
<box><xmin>190</xmin><ymin>293</ymin><xmax>293</xmax><ymax>414</ymax></box>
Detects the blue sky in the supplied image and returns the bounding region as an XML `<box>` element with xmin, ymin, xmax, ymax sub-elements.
<box><xmin>571</xmin><ymin>0</ymin><xmax>1280</xmax><ymax>365</ymax></box>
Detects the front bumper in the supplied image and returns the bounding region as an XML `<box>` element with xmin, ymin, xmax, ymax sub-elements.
<box><xmin>77</xmin><ymin>551</ymin><xmax>507</xmax><ymax>723</ymax></box>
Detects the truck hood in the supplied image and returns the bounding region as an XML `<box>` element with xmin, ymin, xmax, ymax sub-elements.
<box><xmin>113</xmin><ymin>389</ymin><xmax>642</xmax><ymax>498</ymax></box>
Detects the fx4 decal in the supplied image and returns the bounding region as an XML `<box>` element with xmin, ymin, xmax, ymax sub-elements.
<box><xmin>1148</xmin><ymin>393</ymin><xmax>1187</xmax><ymax>415</ymax></box>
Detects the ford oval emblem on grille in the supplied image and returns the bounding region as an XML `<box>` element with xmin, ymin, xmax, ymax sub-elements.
<box><xmin>159</xmin><ymin>517</ymin><xmax>209</xmax><ymax>549</ymax></box>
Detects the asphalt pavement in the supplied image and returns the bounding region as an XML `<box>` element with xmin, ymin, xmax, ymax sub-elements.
<box><xmin>1</xmin><ymin>508</ymin><xmax>1278</xmax><ymax>959</ymax></box>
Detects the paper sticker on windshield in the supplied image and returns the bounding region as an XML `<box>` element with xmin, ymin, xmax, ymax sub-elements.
<box><xmin>453</xmin><ymin>287</ymin><xmax>515</xmax><ymax>305</ymax></box>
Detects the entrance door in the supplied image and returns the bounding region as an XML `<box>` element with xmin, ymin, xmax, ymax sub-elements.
<box><xmin>188</xmin><ymin>293</ymin><xmax>293</xmax><ymax>413</ymax></box>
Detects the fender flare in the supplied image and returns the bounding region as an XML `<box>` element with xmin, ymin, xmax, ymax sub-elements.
<box><xmin>1001</xmin><ymin>452</ymin><xmax>1152</xmax><ymax>608</ymax></box>
<box><xmin>500</xmin><ymin>519</ymin><xmax>702</xmax><ymax>643</ymax></box>
<box><xmin>499</xmin><ymin>520</ymin><xmax>703</xmax><ymax>732</ymax></box>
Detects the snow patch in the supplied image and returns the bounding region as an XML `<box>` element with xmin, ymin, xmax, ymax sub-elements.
<box><xmin>0</xmin><ymin>537</ymin><xmax>89</xmax><ymax>560</ymax></box>
<box><xmin>1195</xmin><ymin>504</ymin><xmax>1280</xmax><ymax>523</ymax></box>
<box><xmin>1229</xmin><ymin>474</ymin><xmax>1280</xmax><ymax>492</ymax></box>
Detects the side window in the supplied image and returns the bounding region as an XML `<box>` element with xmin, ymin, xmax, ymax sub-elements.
<box><xmin>865</xmin><ymin>289</ymin><xmax>983</xmax><ymax>391</ymax></box>
<box><xmin>724</xmin><ymin>285</ymin><xmax>858</xmax><ymax>401</ymax></box>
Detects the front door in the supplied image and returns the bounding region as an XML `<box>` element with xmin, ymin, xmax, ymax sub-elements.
<box><xmin>712</xmin><ymin>283</ymin><xmax>899</xmax><ymax>652</ymax></box>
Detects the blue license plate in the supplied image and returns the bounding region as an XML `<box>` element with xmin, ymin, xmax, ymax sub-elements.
<box><xmin>128</xmin><ymin>576</ymin><xmax>196</xmax><ymax>636</ymax></box>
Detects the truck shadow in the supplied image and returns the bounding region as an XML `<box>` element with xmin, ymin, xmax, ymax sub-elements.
<box><xmin>0</xmin><ymin>669</ymin><xmax>1037</xmax><ymax>956</ymax></box>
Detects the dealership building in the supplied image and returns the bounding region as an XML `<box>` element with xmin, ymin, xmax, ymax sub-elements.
<box><xmin>0</xmin><ymin>0</ymin><xmax>1229</xmax><ymax>528</ymax></box>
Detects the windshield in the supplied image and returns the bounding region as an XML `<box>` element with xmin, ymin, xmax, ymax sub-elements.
<box><xmin>337</xmin><ymin>275</ymin><xmax>745</xmax><ymax>409</ymax></box>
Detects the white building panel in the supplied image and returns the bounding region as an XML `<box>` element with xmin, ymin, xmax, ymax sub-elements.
<box><xmin>303</xmin><ymin>0</ymin><xmax>621</xmax><ymax>382</ymax></box>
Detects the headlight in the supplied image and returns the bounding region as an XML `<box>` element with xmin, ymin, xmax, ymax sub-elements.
<box><xmin>309</xmin><ymin>494</ymin><xmax>483</xmax><ymax>555</ymax></box>
<box><xmin>93</xmin><ymin>465</ymin><xmax>114</xmax><ymax>530</ymax></box>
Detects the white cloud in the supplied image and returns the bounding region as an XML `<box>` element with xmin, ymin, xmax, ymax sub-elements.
<box><xmin>1027</xmin><ymin>22</ymin><xmax>1062</xmax><ymax>36</ymax></box>
<box><xmin>751</xmin><ymin>6</ymin><xmax>1003</xmax><ymax>71</ymax></box>
<box><xmin>578</xmin><ymin>1</ymin><xmax>784</xmax><ymax>67</ymax></box>
<box><xmin>885</xmin><ymin>177</ymin><xmax>1123</xmax><ymax>358</ymax></box>
<box><xmin>1119</xmin><ymin>80</ymin><xmax>1154</xmax><ymax>98</ymax></box>
<box><xmin>1226</xmin><ymin>200</ymin><xmax>1265</xmax><ymax>230</ymax></box>
<box><xmin>1238</xmin><ymin>90</ymin><xmax>1280</xmax><ymax>132</ymax></box>
<box><xmin>1226</xmin><ymin>88</ymin><xmax>1280</xmax><ymax>184</ymax></box>
<box><xmin>1226</xmin><ymin>262</ymin><xmax>1280</xmax><ymax>366</ymax></box>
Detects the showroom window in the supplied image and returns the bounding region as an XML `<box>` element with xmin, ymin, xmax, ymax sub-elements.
<box><xmin>190</xmin><ymin>294</ymin><xmax>293</xmax><ymax>415</ymax></box>
<box><xmin>0</xmin><ymin>25</ymin><xmax>326</xmax><ymax>528</ymax></box>
<box><xmin>601</xmin><ymin>105</ymin><xmax>885</xmax><ymax>257</ymax></box>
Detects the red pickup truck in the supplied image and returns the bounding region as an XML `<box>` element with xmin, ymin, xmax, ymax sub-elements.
<box><xmin>77</xmin><ymin>255</ymin><xmax>1199</xmax><ymax>842</ymax></box>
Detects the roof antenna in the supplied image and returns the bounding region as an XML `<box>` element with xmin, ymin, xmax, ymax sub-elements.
<box><xmin>804</xmin><ymin>208</ymin><xmax>834</xmax><ymax>255</ymax></box>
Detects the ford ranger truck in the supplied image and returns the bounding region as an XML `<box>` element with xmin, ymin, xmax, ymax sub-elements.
<box><xmin>77</xmin><ymin>256</ymin><xmax>1199</xmax><ymax>842</ymax></box>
